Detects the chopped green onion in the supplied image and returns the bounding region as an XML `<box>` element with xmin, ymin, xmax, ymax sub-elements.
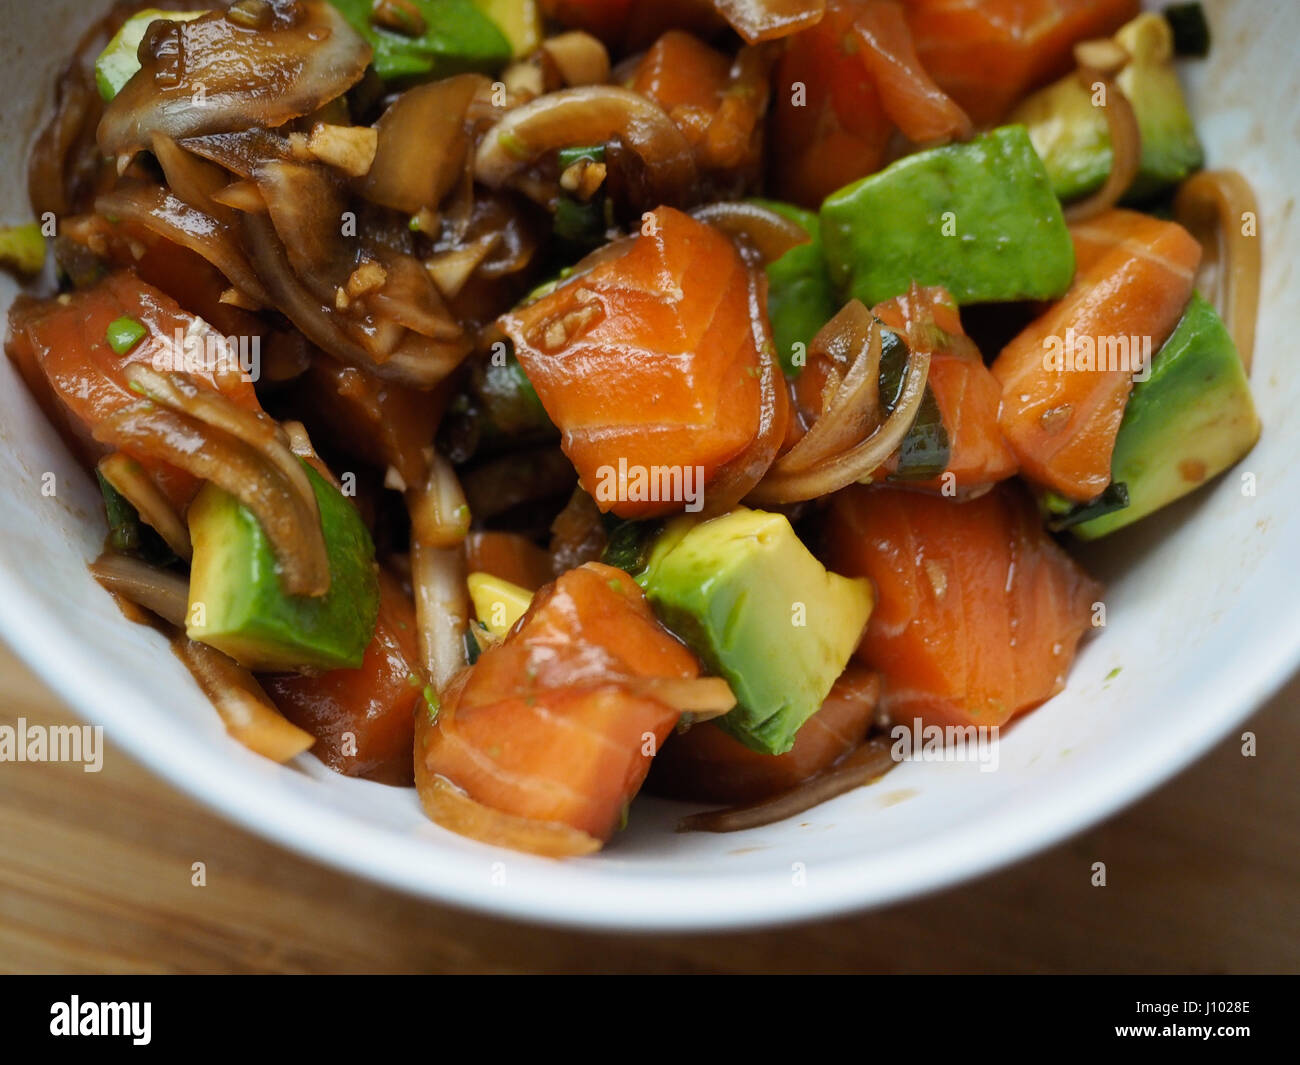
<box><xmin>557</xmin><ymin>144</ymin><xmax>605</xmax><ymax>169</ymax></box>
<box><xmin>106</xmin><ymin>315</ymin><xmax>147</xmax><ymax>356</ymax></box>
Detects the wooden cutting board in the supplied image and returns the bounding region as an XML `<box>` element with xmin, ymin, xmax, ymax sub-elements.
<box><xmin>0</xmin><ymin>641</ymin><xmax>1295</xmax><ymax>974</ymax></box>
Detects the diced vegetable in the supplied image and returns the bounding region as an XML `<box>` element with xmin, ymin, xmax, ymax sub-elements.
<box><xmin>95</xmin><ymin>468</ymin><xmax>176</xmax><ymax>564</ymax></box>
<box><xmin>638</xmin><ymin>508</ymin><xmax>873</xmax><ymax>755</ymax></box>
<box><xmin>331</xmin><ymin>0</ymin><xmax>512</xmax><ymax>81</ymax></box>
<box><xmin>417</xmin><ymin>562</ymin><xmax>699</xmax><ymax>843</ymax></box>
<box><xmin>991</xmin><ymin>208</ymin><xmax>1201</xmax><ymax>501</ymax></box>
<box><xmin>649</xmin><ymin>666</ymin><xmax>880</xmax><ymax>804</ymax></box>
<box><xmin>749</xmin><ymin>200</ymin><xmax>837</xmax><ymax>376</ymax></box>
<box><xmin>0</xmin><ymin>222</ymin><xmax>47</xmax><ymax>275</ymax></box>
<box><xmin>1011</xmin><ymin>13</ymin><xmax>1204</xmax><ymax>203</ymax></box>
<box><xmin>467</xmin><ymin>571</ymin><xmax>533</xmax><ymax>636</ymax></box>
<box><xmin>186</xmin><ymin>464</ymin><xmax>380</xmax><ymax>672</ymax></box>
<box><xmin>820</xmin><ymin>126</ymin><xmax>1076</xmax><ymax>308</ymax></box>
<box><xmin>1072</xmin><ymin>293</ymin><xmax>1259</xmax><ymax>539</ymax></box>
<box><xmin>823</xmin><ymin>484</ymin><xmax>1101</xmax><ymax>728</ymax></box>
<box><xmin>105</xmin><ymin>316</ymin><xmax>146</xmax><ymax>356</ymax></box>
<box><xmin>93</xmin><ymin>8</ymin><xmax>208</xmax><ymax>101</ymax></box>
<box><xmin>472</xmin><ymin>0</ymin><xmax>542</xmax><ymax>57</ymax></box>
<box><xmin>262</xmin><ymin>573</ymin><xmax>423</xmax><ymax>785</ymax></box>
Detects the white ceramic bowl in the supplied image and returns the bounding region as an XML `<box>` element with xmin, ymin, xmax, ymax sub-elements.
<box><xmin>1</xmin><ymin>1</ymin><xmax>1296</xmax><ymax>931</ymax></box>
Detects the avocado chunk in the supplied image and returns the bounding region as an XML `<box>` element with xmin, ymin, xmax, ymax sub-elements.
<box><xmin>820</xmin><ymin>126</ymin><xmax>1075</xmax><ymax>308</ymax></box>
<box><xmin>472</xmin><ymin>0</ymin><xmax>542</xmax><ymax>58</ymax></box>
<box><xmin>0</xmin><ymin>222</ymin><xmax>47</xmax><ymax>275</ymax></box>
<box><xmin>187</xmin><ymin>463</ymin><xmax>380</xmax><ymax>672</ymax></box>
<box><xmin>638</xmin><ymin>508</ymin><xmax>874</xmax><ymax>755</ymax></box>
<box><xmin>1010</xmin><ymin>13</ymin><xmax>1204</xmax><ymax>203</ymax></box>
<box><xmin>1073</xmin><ymin>293</ymin><xmax>1259</xmax><ymax>539</ymax></box>
<box><xmin>747</xmin><ymin>200</ymin><xmax>838</xmax><ymax>376</ymax></box>
<box><xmin>467</xmin><ymin>571</ymin><xmax>532</xmax><ymax>637</ymax></box>
<box><xmin>331</xmin><ymin>0</ymin><xmax>512</xmax><ymax>82</ymax></box>
<box><xmin>94</xmin><ymin>8</ymin><xmax>208</xmax><ymax>101</ymax></box>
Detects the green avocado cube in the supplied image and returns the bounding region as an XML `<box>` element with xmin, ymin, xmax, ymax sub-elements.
<box><xmin>94</xmin><ymin>8</ymin><xmax>208</xmax><ymax>101</ymax></box>
<box><xmin>1073</xmin><ymin>293</ymin><xmax>1259</xmax><ymax>539</ymax></box>
<box><xmin>186</xmin><ymin>462</ymin><xmax>380</xmax><ymax>672</ymax></box>
<box><xmin>820</xmin><ymin>125</ymin><xmax>1075</xmax><ymax>308</ymax></box>
<box><xmin>1010</xmin><ymin>14</ymin><xmax>1204</xmax><ymax>203</ymax></box>
<box><xmin>331</xmin><ymin>0</ymin><xmax>512</xmax><ymax>82</ymax></box>
<box><xmin>639</xmin><ymin>508</ymin><xmax>874</xmax><ymax>755</ymax></box>
<box><xmin>747</xmin><ymin>199</ymin><xmax>838</xmax><ymax>376</ymax></box>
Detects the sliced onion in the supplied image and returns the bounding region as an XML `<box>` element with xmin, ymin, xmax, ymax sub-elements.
<box><xmin>1174</xmin><ymin>170</ymin><xmax>1261</xmax><ymax>373</ymax></box>
<box><xmin>362</xmin><ymin>74</ymin><xmax>486</xmax><ymax>215</ymax></box>
<box><xmin>368</xmin><ymin>252</ymin><xmax>464</xmax><ymax>341</ymax></box>
<box><xmin>127</xmin><ymin>364</ymin><xmax>321</xmax><ymax>536</ymax></box>
<box><xmin>691</xmin><ymin>201</ymin><xmax>810</xmax><ymax>264</ymax></box>
<box><xmin>98</xmin><ymin>1</ymin><xmax>371</xmax><ymax>157</ymax></box>
<box><xmin>97</xmin><ymin>452</ymin><xmax>192</xmax><ymax>560</ymax></box>
<box><xmin>408</xmin><ymin>452</ymin><xmax>471</xmax><ymax>549</ymax></box>
<box><xmin>710</xmin><ymin>0</ymin><xmax>825</xmax><ymax>44</ymax></box>
<box><xmin>475</xmin><ymin>86</ymin><xmax>696</xmax><ymax>208</ymax></box>
<box><xmin>252</xmin><ymin>158</ymin><xmax>352</xmax><ymax>305</ymax></box>
<box><xmin>679</xmin><ymin>737</ymin><xmax>896</xmax><ymax>833</ymax></box>
<box><xmin>172</xmin><ymin>636</ymin><xmax>317</xmax><ymax>763</ymax></box>
<box><xmin>749</xmin><ymin>344</ymin><xmax>930</xmax><ymax>504</ymax></box>
<box><xmin>411</xmin><ymin>541</ymin><xmax>469</xmax><ymax>690</ymax></box>
<box><xmin>769</xmin><ymin>301</ymin><xmax>882</xmax><ymax>475</ymax></box>
<box><xmin>96</xmin><ymin>182</ymin><xmax>271</xmax><ymax>306</ymax></box>
<box><xmin>89</xmin><ymin>551</ymin><xmax>189</xmax><ymax>627</ymax></box>
<box><xmin>211</xmin><ymin>180</ymin><xmax>266</xmax><ymax>213</ymax></box>
<box><xmin>461</xmin><ymin>194</ymin><xmax>540</xmax><ymax>279</ymax></box>
<box><xmin>703</xmin><ymin>262</ymin><xmax>787</xmax><ymax>515</ymax></box>
<box><xmin>28</xmin><ymin>56</ymin><xmax>102</xmax><ymax>220</ymax></box>
<box><xmin>240</xmin><ymin>212</ymin><xmax>391</xmax><ymax>374</ymax></box>
<box><xmin>378</xmin><ymin>331</ymin><xmax>473</xmax><ymax>391</ymax></box>
<box><xmin>1062</xmin><ymin>62</ymin><xmax>1141</xmax><ymax>223</ymax></box>
<box><xmin>179</xmin><ymin>129</ymin><xmax>294</xmax><ymax>179</ymax></box>
<box><xmin>425</xmin><ymin>234</ymin><xmax>499</xmax><ymax>299</ymax></box>
<box><xmin>150</xmin><ymin>133</ymin><xmax>231</xmax><ymax>219</ymax></box>
<box><xmin>95</xmin><ymin>381</ymin><xmax>330</xmax><ymax>598</ymax></box>
<box><xmin>624</xmin><ymin>676</ymin><xmax>736</xmax><ymax>715</ymax></box>
<box><xmin>418</xmin><ymin>773</ymin><xmax>601</xmax><ymax>857</ymax></box>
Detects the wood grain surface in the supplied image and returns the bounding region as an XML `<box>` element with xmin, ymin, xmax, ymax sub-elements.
<box><xmin>0</xmin><ymin>641</ymin><xmax>1295</xmax><ymax>974</ymax></box>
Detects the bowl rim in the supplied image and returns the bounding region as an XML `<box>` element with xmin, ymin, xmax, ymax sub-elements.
<box><xmin>3</xmin><ymin>551</ymin><xmax>1294</xmax><ymax>931</ymax></box>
